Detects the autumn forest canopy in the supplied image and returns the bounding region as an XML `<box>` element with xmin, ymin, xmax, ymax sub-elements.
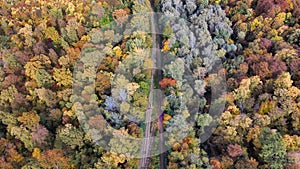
<box><xmin>0</xmin><ymin>0</ymin><xmax>300</xmax><ymax>168</ymax></box>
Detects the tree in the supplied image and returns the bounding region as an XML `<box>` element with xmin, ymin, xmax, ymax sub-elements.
<box><xmin>31</xmin><ymin>124</ymin><xmax>49</xmax><ymax>147</ymax></box>
<box><xmin>35</xmin><ymin>88</ymin><xmax>58</xmax><ymax>107</ymax></box>
<box><xmin>17</xmin><ymin>24</ymin><xmax>36</xmax><ymax>48</ymax></box>
<box><xmin>104</xmin><ymin>96</ymin><xmax>117</xmax><ymax>111</ymax></box>
<box><xmin>44</xmin><ymin>27</ymin><xmax>61</xmax><ymax>44</ymax></box>
<box><xmin>232</xmin><ymin>76</ymin><xmax>262</xmax><ymax>111</ymax></box>
<box><xmin>100</xmin><ymin>151</ymin><xmax>126</xmax><ymax>168</ymax></box>
<box><xmin>108</xmin><ymin>127</ymin><xmax>141</xmax><ymax>158</ymax></box>
<box><xmin>10</xmin><ymin>126</ymin><xmax>34</xmax><ymax>151</ymax></box>
<box><xmin>163</xmin><ymin>58</ymin><xmax>185</xmax><ymax>87</ymax></box>
<box><xmin>17</xmin><ymin>111</ymin><xmax>40</xmax><ymax>130</ymax></box>
<box><xmin>0</xmin><ymin>157</ymin><xmax>13</xmax><ymax>169</ymax></box>
<box><xmin>37</xmin><ymin>149</ymin><xmax>72</xmax><ymax>169</ymax></box>
<box><xmin>96</xmin><ymin>72</ymin><xmax>111</xmax><ymax>93</ymax></box>
<box><xmin>159</xmin><ymin>78</ymin><xmax>176</xmax><ymax>89</ymax></box>
<box><xmin>0</xmin><ymin>138</ymin><xmax>25</xmax><ymax>168</ymax></box>
<box><xmin>113</xmin><ymin>8</ymin><xmax>129</xmax><ymax>25</ymax></box>
<box><xmin>255</xmin><ymin>0</ymin><xmax>291</xmax><ymax>17</ymax></box>
<box><xmin>246</xmin><ymin>53</ymin><xmax>287</xmax><ymax>79</ymax></box>
<box><xmin>53</xmin><ymin>67</ymin><xmax>73</xmax><ymax>88</ymax></box>
<box><xmin>56</xmin><ymin>124</ymin><xmax>84</xmax><ymax>149</ymax></box>
<box><xmin>35</xmin><ymin>69</ymin><xmax>53</xmax><ymax>88</ymax></box>
<box><xmin>227</xmin><ymin>144</ymin><xmax>243</xmax><ymax>158</ymax></box>
<box><xmin>0</xmin><ymin>85</ymin><xmax>18</xmax><ymax>106</ymax></box>
<box><xmin>259</xmin><ymin>128</ymin><xmax>288</xmax><ymax>169</ymax></box>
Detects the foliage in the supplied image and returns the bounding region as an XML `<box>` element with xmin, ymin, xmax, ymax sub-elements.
<box><xmin>56</xmin><ymin>124</ymin><xmax>84</xmax><ymax>149</ymax></box>
<box><xmin>227</xmin><ymin>144</ymin><xmax>243</xmax><ymax>158</ymax></box>
<box><xmin>159</xmin><ymin>78</ymin><xmax>176</xmax><ymax>89</ymax></box>
<box><xmin>255</xmin><ymin>0</ymin><xmax>292</xmax><ymax>18</ymax></box>
<box><xmin>259</xmin><ymin>128</ymin><xmax>288</xmax><ymax>169</ymax></box>
<box><xmin>0</xmin><ymin>0</ymin><xmax>300</xmax><ymax>168</ymax></box>
<box><xmin>37</xmin><ymin>149</ymin><xmax>72</xmax><ymax>169</ymax></box>
<box><xmin>246</xmin><ymin>53</ymin><xmax>287</xmax><ymax>80</ymax></box>
<box><xmin>10</xmin><ymin>125</ymin><xmax>34</xmax><ymax>151</ymax></box>
<box><xmin>163</xmin><ymin>58</ymin><xmax>185</xmax><ymax>86</ymax></box>
<box><xmin>0</xmin><ymin>85</ymin><xmax>18</xmax><ymax>109</ymax></box>
<box><xmin>95</xmin><ymin>71</ymin><xmax>111</xmax><ymax>93</ymax></box>
<box><xmin>31</xmin><ymin>124</ymin><xmax>49</xmax><ymax>147</ymax></box>
<box><xmin>44</xmin><ymin>27</ymin><xmax>61</xmax><ymax>44</ymax></box>
<box><xmin>282</xmin><ymin>134</ymin><xmax>300</xmax><ymax>152</ymax></box>
<box><xmin>35</xmin><ymin>88</ymin><xmax>57</xmax><ymax>107</ymax></box>
<box><xmin>100</xmin><ymin>151</ymin><xmax>126</xmax><ymax>168</ymax></box>
<box><xmin>104</xmin><ymin>96</ymin><xmax>117</xmax><ymax>111</ymax></box>
<box><xmin>232</xmin><ymin>76</ymin><xmax>262</xmax><ymax>111</ymax></box>
<box><xmin>108</xmin><ymin>127</ymin><xmax>141</xmax><ymax>158</ymax></box>
<box><xmin>53</xmin><ymin>67</ymin><xmax>73</xmax><ymax>88</ymax></box>
<box><xmin>17</xmin><ymin>111</ymin><xmax>40</xmax><ymax>130</ymax></box>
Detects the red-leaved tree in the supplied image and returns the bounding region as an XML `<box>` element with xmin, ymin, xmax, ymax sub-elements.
<box><xmin>246</xmin><ymin>53</ymin><xmax>287</xmax><ymax>79</ymax></box>
<box><xmin>159</xmin><ymin>78</ymin><xmax>176</xmax><ymax>89</ymax></box>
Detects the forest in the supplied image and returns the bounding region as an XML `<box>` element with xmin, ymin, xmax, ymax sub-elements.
<box><xmin>0</xmin><ymin>0</ymin><xmax>300</xmax><ymax>168</ymax></box>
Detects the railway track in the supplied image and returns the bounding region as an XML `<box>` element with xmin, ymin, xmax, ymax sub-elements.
<box><xmin>139</xmin><ymin>3</ymin><xmax>165</xmax><ymax>168</ymax></box>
